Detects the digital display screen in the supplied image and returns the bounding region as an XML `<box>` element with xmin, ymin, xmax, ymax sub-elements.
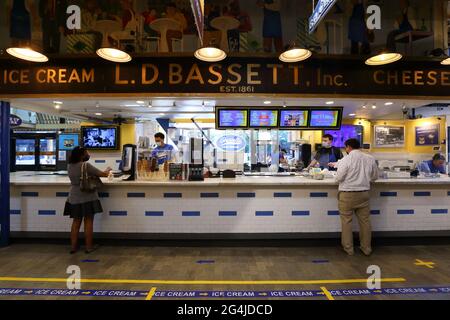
<box><xmin>249</xmin><ymin>110</ymin><xmax>278</xmax><ymax>128</ymax></box>
<box><xmin>310</xmin><ymin>110</ymin><xmax>341</xmax><ymax>128</ymax></box>
<box><xmin>324</xmin><ymin>125</ymin><xmax>363</xmax><ymax>148</ymax></box>
<box><xmin>81</xmin><ymin>127</ymin><xmax>119</xmax><ymax>150</ymax></box>
<box><xmin>279</xmin><ymin>110</ymin><xmax>309</xmax><ymax>128</ymax></box>
<box><xmin>217</xmin><ymin>109</ymin><xmax>248</xmax><ymax>128</ymax></box>
<box><xmin>58</xmin><ymin>134</ymin><xmax>79</xmax><ymax>150</ymax></box>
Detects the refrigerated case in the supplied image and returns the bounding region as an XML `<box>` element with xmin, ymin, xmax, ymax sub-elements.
<box><xmin>12</xmin><ymin>133</ymin><xmax>57</xmax><ymax>171</ymax></box>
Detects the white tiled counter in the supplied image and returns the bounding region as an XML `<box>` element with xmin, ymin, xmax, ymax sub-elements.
<box><xmin>9</xmin><ymin>172</ymin><xmax>450</xmax><ymax>238</ymax></box>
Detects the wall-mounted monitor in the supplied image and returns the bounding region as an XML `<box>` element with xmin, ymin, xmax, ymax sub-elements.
<box><xmin>324</xmin><ymin>125</ymin><xmax>364</xmax><ymax>148</ymax></box>
<box><xmin>309</xmin><ymin>108</ymin><xmax>342</xmax><ymax>129</ymax></box>
<box><xmin>279</xmin><ymin>110</ymin><xmax>309</xmax><ymax>129</ymax></box>
<box><xmin>249</xmin><ymin>109</ymin><xmax>278</xmax><ymax>128</ymax></box>
<box><xmin>58</xmin><ymin>133</ymin><xmax>79</xmax><ymax>151</ymax></box>
<box><xmin>81</xmin><ymin>126</ymin><xmax>120</xmax><ymax>150</ymax></box>
<box><xmin>216</xmin><ymin>109</ymin><xmax>248</xmax><ymax>129</ymax></box>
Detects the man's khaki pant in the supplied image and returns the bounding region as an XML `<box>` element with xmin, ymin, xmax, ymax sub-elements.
<box><xmin>338</xmin><ymin>191</ymin><xmax>372</xmax><ymax>254</ymax></box>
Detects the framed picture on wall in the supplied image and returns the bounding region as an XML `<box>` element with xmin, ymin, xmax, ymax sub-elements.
<box><xmin>415</xmin><ymin>124</ymin><xmax>439</xmax><ymax>146</ymax></box>
<box><xmin>374</xmin><ymin>125</ymin><xmax>405</xmax><ymax>148</ymax></box>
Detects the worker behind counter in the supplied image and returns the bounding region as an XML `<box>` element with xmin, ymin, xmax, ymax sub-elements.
<box><xmin>307</xmin><ymin>134</ymin><xmax>344</xmax><ymax>171</ymax></box>
<box><xmin>418</xmin><ymin>153</ymin><xmax>447</xmax><ymax>174</ymax></box>
<box><xmin>151</xmin><ymin>132</ymin><xmax>174</xmax><ymax>173</ymax></box>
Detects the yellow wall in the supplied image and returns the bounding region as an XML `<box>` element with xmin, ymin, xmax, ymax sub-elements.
<box><xmin>342</xmin><ymin>117</ymin><xmax>446</xmax><ymax>154</ymax></box>
<box><xmin>80</xmin><ymin>122</ymin><xmax>136</xmax><ymax>152</ymax></box>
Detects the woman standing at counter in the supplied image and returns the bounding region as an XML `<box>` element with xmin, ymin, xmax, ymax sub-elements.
<box><xmin>64</xmin><ymin>147</ymin><xmax>111</xmax><ymax>254</ymax></box>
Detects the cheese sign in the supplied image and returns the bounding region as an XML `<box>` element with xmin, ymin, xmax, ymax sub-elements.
<box><xmin>9</xmin><ymin>114</ymin><xmax>22</xmax><ymax>127</ymax></box>
<box><xmin>309</xmin><ymin>0</ymin><xmax>337</xmax><ymax>33</ymax></box>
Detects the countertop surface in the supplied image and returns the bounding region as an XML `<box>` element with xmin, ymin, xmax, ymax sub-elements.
<box><xmin>9</xmin><ymin>172</ymin><xmax>450</xmax><ymax>187</ymax></box>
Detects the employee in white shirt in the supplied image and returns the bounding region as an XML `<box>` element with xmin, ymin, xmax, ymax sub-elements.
<box><xmin>334</xmin><ymin>138</ymin><xmax>379</xmax><ymax>256</ymax></box>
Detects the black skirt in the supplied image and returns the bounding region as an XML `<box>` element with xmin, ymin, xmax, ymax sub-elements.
<box><xmin>64</xmin><ymin>200</ymin><xmax>103</xmax><ymax>219</ymax></box>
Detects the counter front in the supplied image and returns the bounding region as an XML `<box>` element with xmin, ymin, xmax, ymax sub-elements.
<box><xmin>9</xmin><ymin>172</ymin><xmax>450</xmax><ymax>238</ymax></box>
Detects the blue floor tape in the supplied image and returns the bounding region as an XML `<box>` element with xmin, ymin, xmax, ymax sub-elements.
<box><xmin>0</xmin><ymin>286</ymin><xmax>449</xmax><ymax>299</ymax></box>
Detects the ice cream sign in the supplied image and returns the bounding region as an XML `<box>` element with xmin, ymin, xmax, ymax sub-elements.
<box><xmin>216</xmin><ymin>135</ymin><xmax>246</xmax><ymax>152</ymax></box>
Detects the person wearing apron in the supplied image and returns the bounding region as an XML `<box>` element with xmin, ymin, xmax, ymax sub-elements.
<box><xmin>386</xmin><ymin>0</ymin><xmax>416</xmax><ymax>52</ymax></box>
<box><xmin>307</xmin><ymin>134</ymin><xmax>344</xmax><ymax>171</ymax></box>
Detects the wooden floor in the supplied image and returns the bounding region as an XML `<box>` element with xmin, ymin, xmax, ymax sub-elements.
<box><xmin>0</xmin><ymin>240</ymin><xmax>450</xmax><ymax>300</ymax></box>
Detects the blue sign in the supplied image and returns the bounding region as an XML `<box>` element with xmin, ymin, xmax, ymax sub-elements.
<box><xmin>216</xmin><ymin>135</ymin><xmax>246</xmax><ymax>152</ymax></box>
<box><xmin>309</xmin><ymin>0</ymin><xmax>337</xmax><ymax>33</ymax></box>
<box><xmin>9</xmin><ymin>114</ymin><xmax>22</xmax><ymax>127</ymax></box>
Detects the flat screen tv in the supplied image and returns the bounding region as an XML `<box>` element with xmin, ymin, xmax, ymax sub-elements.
<box><xmin>324</xmin><ymin>125</ymin><xmax>364</xmax><ymax>148</ymax></box>
<box><xmin>81</xmin><ymin>126</ymin><xmax>120</xmax><ymax>150</ymax></box>
<box><xmin>279</xmin><ymin>110</ymin><xmax>309</xmax><ymax>129</ymax></box>
<box><xmin>249</xmin><ymin>109</ymin><xmax>278</xmax><ymax>128</ymax></box>
<box><xmin>309</xmin><ymin>108</ymin><xmax>342</xmax><ymax>129</ymax></box>
<box><xmin>58</xmin><ymin>133</ymin><xmax>79</xmax><ymax>150</ymax></box>
<box><xmin>216</xmin><ymin>109</ymin><xmax>248</xmax><ymax>129</ymax></box>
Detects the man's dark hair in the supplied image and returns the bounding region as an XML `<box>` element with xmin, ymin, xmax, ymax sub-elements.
<box><xmin>322</xmin><ymin>134</ymin><xmax>334</xmax><ymax>141</ymax></box>
<box><xmin>154</xmin><ymin>132</ymin><xmax>165</xmax><ymax>140</ymax></box>
<box><xmin>432</xmin><ymin>153</ymin><xmax>445</xmax><ymax>161</ymax></box>
<box><xmin>344</xmin><ymin>138</ymin><xmax>361</xmax><ymax>150</ymax></box>
<box><xmin>69</xmin><ymin>146</ymin><xmax>87</xmax><ymax>164</ymax></box>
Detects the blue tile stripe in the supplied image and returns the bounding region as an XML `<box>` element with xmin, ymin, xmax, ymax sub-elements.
<box><xmin>431</xmin><ymin>209</ymin><xmax>448</xmax><ymax>214</ymax></box>
<box><xmin>56</xmin><ymin>192</ymin><xmax>69</xmax><ymax>197</ymax></box>
<box><xmin>218</xmin><ymin>211</ymin><xmax>237</xmax><ymax>216</ymax></box>
<box><xmin>380</xmin><ymin>192</ymin><xmax>397</xmax><ymax>197</ymax></box>
<box><xmin>274</xmin><ymin>192</ymin><xmax>292</xmax><ymax>198</ymax></box>
<box><xmin>370</xmin><ymin>210</ymin><xmax>381</xmax><ymax>215</ymax></box>
<box><xmin>10</xmin><ymin>210</ymin><xmax>21</xmax><ymax>215</ymax></box>
<box><xmin>397</xmin><ymin>209</ymin><xmax>414</xmax><ymax>215</ymax></box>
<box><xmin>414</xmin><ymin>191</ymin><xmax>431</xmax><ymax>197</ymax></box>
<box><xmin>237</xmin><ymin>192</ymin><xmax>255</xmax><ymax>198</ymax></box>
<box><xmin>95</xmin><ymin>160</ymin><xmax>106</xmax><ymax>163</ymax></box>
<box><xmin>255</xmin><ymin>211</ymin><xmax>274</xmax><ymax>216</ymax></box>
<box><xmin>21</xmin><ymin>192</ymin><xmax>38</xmax><ymax>197</ymax></box>
<box><xmin>164</xmin><ymin>193</ymin><xmax>182</xmax><ymax>198</ymax></box>
<box><xmin>145</xmin><ymin>211</ymin><xmax>164</xmax><ymax>216</ymax></box>
<box><xmin>182</xmin><ymin>211</ymin><xmax>200</xmax><ymax>216</ymax></box>
<box><xmin>98</xmin><ymin>192</ymin><xmax>109</xmax><ymax>198</ymax></box>
<box><xmin>109</xmin><ymin>211</ymin><xmax>127</xmax><ymax>216</ymax></box>
<box><xmin>327</xmin><ymin>210</ymin><xmax>340</xmax><ymax>216</ymax></box>
<box><xmin>292</xmin><ymin>211</ymin><xmax>310</xmax><ymax>216</ymax></box>
<box><xmin>127</xmin><ymin>192</ymin><xmax>145</xmax><ymax>198</ymax></box>
<box><xmin>38</xmin><ymin>210</ymin><xmax>56</xmax><ymax>216</ymax></box>
<box><xmin>200</xmin><ymin>193</ymin><xmax>219</xmax><ymax>198</ymax></box>
<box><xmin>310</xmin><ymin>192</ymin><xmax>328</xmax><ymax>198</ymax></box>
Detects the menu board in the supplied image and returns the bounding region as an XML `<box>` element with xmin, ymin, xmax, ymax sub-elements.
<box><xmin>279</xmin><ymin>110</ymin><xmax>309</xmax><ymax>128</ymax></box>
<box><xmin>324</xmin><ymin>125</ymin><xmax>363</xmax><ymax>148</ymax></box>
<box><xmin>217</xmin><ymin>109</ymin><xmax>248</xmax><ymax>128</ymax></box>
<box><xmin>309</xmin><ymin>109</ymin><xmax>341</xmax><ymax>128</ymax></box>
<box><xmin>249</xmin><ymin>110</ymin><xmax>278</xmax><ymax>128</ymax></box>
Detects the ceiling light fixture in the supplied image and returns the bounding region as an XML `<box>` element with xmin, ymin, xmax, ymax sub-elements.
<box><xmin>372</xmin><ymin>104</ymin><xmax>377</xmax><ymax>109</ymax></box>
<box><xmin>95</xmin><ymin>102</ymin><xmax>100</xmax><ymax>108</ymax></box>
<box><xmin>53</xmin><ymin>101</ymin><xmax>63</xmax><ymax>105</ymax></box>
<box><xmin>283</xmin><ymin>101</ymin><xmax>287</xmax><ymax>108</ymax></box>
<box><xmin>136</xmin><ymin>100</ymin><xmax>145</xmax><ymax>104</ymax></box>
<box><xmin>349</xmin><ymin>113</ymin><xmax>356</xmax><ymax>117</ymax></box>
<box><xmin>6</xmin><ymin>47</ymin><xmax>48</xmax><ymax>63</ymax></box>
<box><xmin>263</xmin><ymin>101</ymin><xmax>271</xmax><ymax>105</ymax></box>
<box><xmin>441</xmin><ymin>57</ymin><xmax>450</xmax><ymax>65</ymax></box>
<box><xmin>54</xmin><ymin>103</ymin><xmax>60</xmax><ymax>110</ymax></box>
<box><xmin>96</xmin><ymin>34</ymin><xmax>131</xmax><ymax>63</ymax></box>
<box><xmin>365</xmin><ymin>50</ymin><xmax>402</xmax><ymax>66</ymax></box>
<box><xmin>194</xmin><ymin>42</ymin><xmax>227</xmax><ymax>62</ymax></box>
<box><xmin>385</xmin><ymin>102</ymin><xmax>393</xmax><ymax>106</ymax></box>
<box><xmin>95</xmin><ymin>112</ymin><xmax>102</xmax><ymax>116</ymax></box>
<box><xmin>325</xmin><ymin>101</ymin><xmax>334</xmax><ymax>105</ymax></box>
<box><xmin>279</xmin><ymin>42</ymin><xmax>312</xmax><ymax>63</ymax></box>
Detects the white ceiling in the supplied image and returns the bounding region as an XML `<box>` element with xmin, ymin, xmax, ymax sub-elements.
<box><xmin>8</xmin><ymin>96</ymin><xmax>449</xmax><ymax>122</ymax></box>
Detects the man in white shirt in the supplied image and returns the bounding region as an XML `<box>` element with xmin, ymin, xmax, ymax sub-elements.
<box><xmin>334</xmin><ymin>138</ymin><xmax>379</xmax><ymax>256</ymax></box>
